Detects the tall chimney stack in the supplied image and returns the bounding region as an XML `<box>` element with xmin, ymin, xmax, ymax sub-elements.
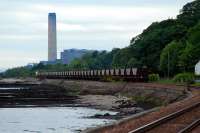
<box><xmin>48</xmin><ymin>13</ymin><xmax>57</xmax><ymax>61</ymax></box>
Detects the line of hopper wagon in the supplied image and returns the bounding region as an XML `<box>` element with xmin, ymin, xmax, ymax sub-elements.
<box><xmin>36</xmin><ymin>68</ymin><xmax>148</xmax><ymax>82</ymax></box>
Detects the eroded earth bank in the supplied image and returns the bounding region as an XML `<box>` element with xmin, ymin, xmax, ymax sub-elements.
<box><xmin>42</xmin><ymin>80</ymin><xmax>188</xmax><ymax>119</ymax></box>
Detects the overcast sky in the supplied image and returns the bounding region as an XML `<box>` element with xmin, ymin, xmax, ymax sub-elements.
<box><xmin>0</xmin><ymin>0</ymin><xmax>193</xmax><ymax>69</ymax></box>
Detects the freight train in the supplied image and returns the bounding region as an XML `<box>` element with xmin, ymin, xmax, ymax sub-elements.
<box><xmin>36</xmin><ymin>68</ymin><xmax>148</xmax><ymax>82</ymax></box>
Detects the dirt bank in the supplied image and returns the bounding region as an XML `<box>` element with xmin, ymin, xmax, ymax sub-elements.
<box><xmin>41</xmin><ymin>79</ymin><xmax>188</xmax><ymax>119</ymax></box>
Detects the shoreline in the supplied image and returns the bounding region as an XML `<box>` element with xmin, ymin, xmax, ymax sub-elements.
<box><xmin>0</xmin><ymin>78</ymin><xmax>189</xmax><ymax>121</ymax></box>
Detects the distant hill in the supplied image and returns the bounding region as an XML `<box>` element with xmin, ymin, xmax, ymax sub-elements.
<box><xmin>61</xmin><ymin>49</ymin><xmax>94</xmax><ymax>64</ymax></box>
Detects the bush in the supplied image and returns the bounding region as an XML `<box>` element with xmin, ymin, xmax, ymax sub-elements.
<box><xmin>195</xmin><ymin>75</ymin><xmax>200</xmax><ymax>80</ymax></box>
<box><xmin>132</xmin><ymin>95</ymin><xmax>165</xmax><ymax>109</ymax></box>
<box><xmin>148</xmin><ymin>74</ymin><xmax>160</xmax><ymax>82</ymax></box>
<box><xmin>173</xmin><ymin>73</ymin><xmax>195</xmax><ymax>84</ymax></box>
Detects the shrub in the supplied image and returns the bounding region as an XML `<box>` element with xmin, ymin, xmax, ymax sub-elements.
<box><xmin>173</xmin><ymin>73</ymin><xmax>195</xmax><ymax>84</ymax></box>
<box><xmin>148</xmin><ymin>74</ymin><xmax>160</xmax><ymax>82</ymax></box>
<box><xmin>195</xmin><ymin>75</ymin><xmax>200</xmax><ymax>80</ymax></box>
<box><xmin>132</xmin><ymin>95</ymin><xmax>165</xmax><ymax>109</ymax></box>
<box><xmin>101</xmin><ymin>76</ymin><xmax>113</xmax><ymax>82</ymax></box>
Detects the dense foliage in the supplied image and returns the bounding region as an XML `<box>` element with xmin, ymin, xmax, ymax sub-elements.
<box><xmin>173</xmin><ymin>73</ymin><xmax>195</xmax><ymax>83</ymax></box>
<box><xmin>3</xmin><ymin>67</ymin><xmax>35</xmax><ymax>78</ymax></box>
<box><xmin>2</xmin><ymin>0</ymin><xmax>200</xmax><ymax>78</ymax></box>
<box><xmin>148</xmin><ymin>74</ymin><xmax>160</xmax><ymax>82</ymax></box>
<box><xmin>159</xmin><ymin>41</ymin><xmax>185</xmax><ymax>76</ymax></box>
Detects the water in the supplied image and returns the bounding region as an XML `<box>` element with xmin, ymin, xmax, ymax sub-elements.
<box><xmin>0</xmin><ymin>107</ymin><xmax>117</xmax><ymax>133</ymax></box>
<box><xmin>0</xmin><ymin>87</ymin><xmax>22</xmax><ymax>90</ymax></box>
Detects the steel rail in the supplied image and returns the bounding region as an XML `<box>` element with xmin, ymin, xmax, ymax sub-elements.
<box><xmin>128</xmin><ymin>102</ymin><xmax>200</xmax><ymax>133</ymax></box>
<box><xmin>178</xmin><ymin>118</ymin><xmax>200</xmax><ymax>133</ymax></box>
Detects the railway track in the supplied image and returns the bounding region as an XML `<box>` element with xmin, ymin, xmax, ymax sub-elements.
<box><xmin>129</xmin><ymin>101</ymin><xmax>200</xmax><ymax>133</ymax></box>
<box><xmin>178</xmin><ymin>118</ymin><xmax>200</xmax><ymax>133</ymax></box>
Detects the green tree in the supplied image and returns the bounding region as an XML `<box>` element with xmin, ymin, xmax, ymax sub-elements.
<box><xmin>127</xmin><ymin>58</ymin><xmax>141</xmax><ymax>68</ymax></box>
<box><xmin>112</xmin><ymin>47</ymin><xmax>133</xmax><ymax>68</ymax></box>
<box><xmin>3</xmin><ymin>67</ymin><xmax>34</xmax><ymax>78</ymax></box>
<box><xmin>130</xmin><ymin>19</ymin><xmax>187</xmax><ymax>72</ymax></box>
<box><xmin>160</xmin><ymin>41</ymin><xmax>184</xmax><ymax>76</ymax></box>
<box><xmin>177</xmin><ymin>0</ymin><xmax>200</xmax><ymax>27</ymax></box>
<box><xmin>69</xmin><ymin>59</ymin><xmax>85</xmax><ymax>70</ymax></box>
<box><xmin>179</xmin><ymin>22</ymin><xmax>200</xmax><ymax>71</ymax></box>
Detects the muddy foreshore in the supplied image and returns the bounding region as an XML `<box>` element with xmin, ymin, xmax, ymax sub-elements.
<box><xmin>0</xmin><ymin>78</ymin><xmax>189</xmax><ymax>125</ymax></box>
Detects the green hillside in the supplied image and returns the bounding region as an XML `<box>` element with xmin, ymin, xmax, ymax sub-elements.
<box><xmin>72</xmin><ymin>0</ymin><xmax>200</xmax><ymax>76</ymax></box>
<box><xmin>2</xmin><ymin>0</ymin><xmax>200</xmax><ymax>78</ymax></box>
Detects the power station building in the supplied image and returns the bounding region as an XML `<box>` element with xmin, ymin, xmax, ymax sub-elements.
<box><xmin>48</xmin><ymin>13</ymin><xmax>57</xmax><ymax>61</ymax></box>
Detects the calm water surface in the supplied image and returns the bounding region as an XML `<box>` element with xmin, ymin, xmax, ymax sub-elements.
<box><xmin>0</xmin><ymin>107</ymin><xmax>117</xmax><ymax>133</ymax></box>
<box><xmin>0</xmin><ymin>87</ymin><xmax>23</xmax><ymax>90</ymax></box>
